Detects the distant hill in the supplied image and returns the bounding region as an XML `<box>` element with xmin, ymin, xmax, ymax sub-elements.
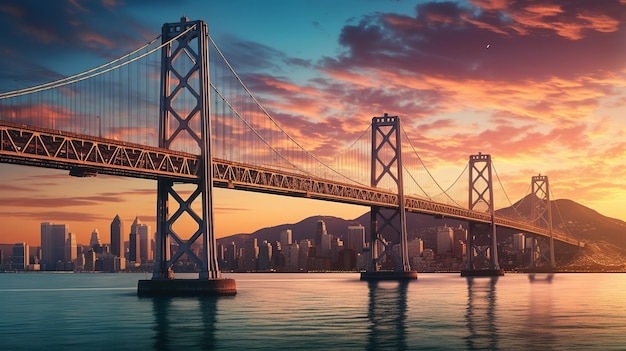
<box><xmin>497</xmin><ymin>195</ymin><xmax>626</xmax><ymax>249</ymax></box>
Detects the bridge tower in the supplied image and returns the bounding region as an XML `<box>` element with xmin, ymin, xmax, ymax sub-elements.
<box><xmin>361</xmin><ymin>114</ymin><xmax>417</xmax><ymax>281</ymax></box>
<box><xmin>461</xmin><ymin>153</ymin><xmax>504</xmax><ymax>276</ymax></box>
<box><xmin>138</xmin><ymin>18</ymin><xmax>236</xmax><ymax>296</ymax></box>
<box><xmin>529</xmin><ymin>174</ymin><xmax>556</xmax><ymax>271</ymax></box>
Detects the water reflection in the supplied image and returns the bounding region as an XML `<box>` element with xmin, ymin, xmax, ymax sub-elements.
<box><xmin>151</xmin><ymin>297</ymin><xmax>218</xmax><ymax>350</ymax></box>
<box><xmin>366</xmin><ymin>280</ymin><xmax>408</xmax><ymax>351</ymax></box>
<box><xmin>528</xmin><ymin>273</ymin><xmax>554</xmax><ymax>283</ymax></box>
<box><xmin>465</xmin><ymin>277</ymin><xmax>499</xmax><ymax>350</ymax></box>
<box><xmin>523</xmin><ymin>275</ymin><xmax>557</xmax><ymax>349</ymax></box>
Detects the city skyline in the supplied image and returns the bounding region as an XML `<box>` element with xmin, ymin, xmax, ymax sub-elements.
<box><xmin>1</xmin><ymin>0</ymin><xmax>625</xmax><ymax>246</ymax></box>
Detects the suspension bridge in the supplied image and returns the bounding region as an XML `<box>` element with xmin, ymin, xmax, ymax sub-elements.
<box><xmin>0</xmin><ymin>18</ymin><xmax>582</xmax><ymax>295</ymax></box>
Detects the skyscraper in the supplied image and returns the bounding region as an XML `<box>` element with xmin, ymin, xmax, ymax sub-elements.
<box><xmin>315</xmin><ymin>220</ymin><xmax>327</xmax><ymax>247</ymax></box>
<box><xmin>64</xmin><ymin>233</ymin><xmax>77</xmax><ymax>267</ymax></box>
<box><xmin>436</xmin><ymin>225</ymin><xmax>453</xmax><ymax>256</ymax></box>
<box><xmin>90</xmin><ymin>229</ymin><xmax>102</xmax><ymax>249</ymax></box>
<box><xmin>40</xmin><ymin>222</ymin><xmax>69</xmax><ymax>270</ymax></box>
<box><xmin>257</xmin><ymin>240</ymin><xmax>272</xmax><ymax>271</ymax></box>
<box><xmin>11</xmin><ymin>242</ymin><xmax>29</xmax><ymax>270</ymax></box>
<box><xmin>513</xmin><ymin>233</ymin><xmax>525</xmax><ymax>252</ymax></box>
<box><xmin>137</xmin><ymin>221</ymin><xmax>153</xmax><ymax>262</ymax></box>
<box><xmin>129</xmin><ymin>217</ymin><xmax>142</xmax><ymax>263</ymax></box>
<box><xmin>346</xmin><ymin>225</ymin><xmax>365</xmax><ymax>252</ymax></box>
<box><xmin>280</xmin><ymin>229</ymin><xmax>292</xmax><ymax>246</ymax></box>
<box><xmin>110</xmin><ymin>215</ymin><xmax>124</xmax><ymax>258</ymax></box>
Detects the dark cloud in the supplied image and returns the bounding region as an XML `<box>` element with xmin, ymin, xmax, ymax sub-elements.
<box><xmin>323</xmin><ymin>0</ymin><xmax>626</xmax><ymax>82</ymax></box>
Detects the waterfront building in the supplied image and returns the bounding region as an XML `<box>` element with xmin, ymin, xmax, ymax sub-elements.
<box><xmin>257</xmin><ymin>240</ymin><xmax>272</xmax><ymax>271</ymax></box>
<box><xmin>436</xmin><ymin>226</ymin><xmax>454</xmax><ymax>256</ymax></box>
<box><xmin>513</xmin><ymin>233</ymin><xmax>525</xmax><ymax>252</ymax></box>
<box><xmin>40</xmin><ymin>222</ymin><xmax>69</xmax><ymax>270</ymax></box>
<box><xmin>84</xmin><ymin>250</ymin><xmax>97</xmax><ymax>271</ymax></box>
<box><xmin>320</xmin><ymin>232</ymin><xmax>332</xmax><ymax>258</ymax></box>
<box><xmin>330</xmin><ymin>237</ymin><xmax>343</xmax><ymax>265</ymax></box>
<box><xmin>89</xmin><ymin>229</ymin><xmax>102</xmax><ymax>249</ymax></box>
<box><xmin>298</xmin><ymin>239</ymin><xmax>311</xmax><ymax>271</ymax></box>
<box><xmin>315</xmin><ymin>220</ymin><xmax>327</xmax><ymax>248</ymax></box>
<box><xmin>408</xmin><ymin>238</ymin><xmax>423</xmax><ymax>259</ymax></box>
<box><xmin>64</xmin><ymin>233</ymin><xmax>77</xmax><ymax>268</ymax></box>
<box><xmin>284</xmin><ymin>243</ymin><xmax>299</xmax><ymax>271</ymax></box>
<box><xmin>129</xmin><ymin>217</ymin><xmax>152</xmax><ymax>264</ymax></box>
<box><xmin>280</xmin><ymin>229</ymin><xmax>293</xmax><ymax>246</ymax></box>
<box><xmin>224</xmin><ymin>242</ymin><xmax>237</xmax><ymax>271</ymax></box>
<box><xmin>128</xmin><ymin>232</ymin><xmax>140</xmax><ymax>264</ymax></box>
<box><xmin>346</xmin><ymin>225</ymin><xmax>365</xmax><ymax>253</ymax></box>
<box><xmin>242</xmin><ymin>238</ymin><xmax>258</xmax><ymax>272</ymax></box>
<box><xmin>137</xmin><ymin>223</ymin><xmax>153</xmax><ymax>262</ymax></box>
<box><xmin>110</xmin><ymin>215</ymin><xmax>124</xmax><ymax>258</ymax></box>
<box><xmin>11</xmin><ymin>242</ymin><xmax>29</xmax><ymax>270</ymax></box>
<box><xmin>452</xmin><ymin>225</ymin><xmax>467</xmax><ymax>258</ymax></box>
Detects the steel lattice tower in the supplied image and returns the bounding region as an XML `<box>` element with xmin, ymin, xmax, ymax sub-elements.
<box><xmin>529</xmin><ymin>174</ymin><xmax>556</xmax><ymax>270</ymax></box>
<box><xmin>463</xmin><ymin>153</ymin><xmax>503</xmax><ymax>276</ymax></box>
<box><xmin>361</xmin><ymin>114</ymin><xmax>416</xmax><ymax>280</ymax></box>
<box><xmin>140</xmin><ymin>18</ymin><xmax>235</xmax><ymax>295</ymax></box>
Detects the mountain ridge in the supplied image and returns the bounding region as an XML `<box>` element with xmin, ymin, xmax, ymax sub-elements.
<box><xmin>218</xmin><ymin>196</ymin><xmax>626</xmax><ymax>251</ymax></box>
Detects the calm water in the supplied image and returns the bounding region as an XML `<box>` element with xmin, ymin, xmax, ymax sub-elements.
<box><xmin>1</xmin><ymin>272</ymin><xmax>625</xmax><ymax>350</ymax></box>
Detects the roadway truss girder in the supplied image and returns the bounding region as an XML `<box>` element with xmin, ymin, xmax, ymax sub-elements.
<box><xmin>0</xmin><ymin>124</ymin><xmax>582</xmax><ymax>248</ymax></box>
<box><xmin>0</xmin><ymin>121</ymin><xmax>198</xmax><ymax>180</ymax></box>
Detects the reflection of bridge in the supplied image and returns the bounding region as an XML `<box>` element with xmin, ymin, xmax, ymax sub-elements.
<box><xmin>0</xmin><ymin>18</ymin><xmax>582</xmax><ymax>294</ymax></box>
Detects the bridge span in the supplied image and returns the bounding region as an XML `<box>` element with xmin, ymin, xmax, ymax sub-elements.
<box><xmin>0</xmin><ymin>120</ymin><xmax>582</xmax><ymax>247</ymax></box>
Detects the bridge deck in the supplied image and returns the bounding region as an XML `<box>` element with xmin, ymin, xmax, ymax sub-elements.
<box><xmin>0</xmin><ymin>121</ymin><xmax>582</xmax><ymax>247</ymax></box>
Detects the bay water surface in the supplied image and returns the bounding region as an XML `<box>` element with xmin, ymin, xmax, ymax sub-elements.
<box><xmin>1</xmin><ymin>272</ymin><xmax>625</xmax><ymax>350</ymax></box>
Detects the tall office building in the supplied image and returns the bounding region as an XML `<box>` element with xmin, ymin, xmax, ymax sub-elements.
<box><xmin>242</xmin><ymin>238</ymin><xmax>259</xmax><ymax>271</ymax></box>
<box><xmin>513</xmin><ymin>233</ymin><xmax>525</xmax><ymax>252</ymax></box>
<box><xmin>320</xmin><ymin>233</ymin><xmax>332</xmax><ymax>258</ymax></box>
<box><xmin>128</xmin><ymin>217</ymin><xmax>142</xmax><ymax>263</ymax></box>
<box><xmin>64</xmin><ymin>233</ymin><xmax>77</xmax><ymax>267</ymax></box>
<box><xmin>315</xmin><ymin>220</ymin><xmax>327</xmax><ymax>247</ymax></box>
<box><xmin>137</xmin><ymin>222</ymin><xmax>153</xmax><ymax>262</ymax></box>
<box><xmin>298</xmin><ymin>239</ymin><xmax>311</xmax><ymax>271</ymax></box>
<box><xmin>346</xmin><ymin>225</ymin><xmax>365</xmax><ymax>252</ymax></box>
<box><xmin>89</xmin><ymin>229</ymin><xmax>102</xmax><ymax>249</ymax></box>
<box><xmin>452</xmin><ymin>225</ymin><xmax>467</xmax><ymax>257</ymax></box>
<box><xmin>408</xmin><ymin>238</ymin><xmax>424</xmax><ymax>258</ymax></box>
<box><xmin>436</xmin><ymin>225</ymin><xmax>454</xmax><ymax>256</ymax></box>
<box><xmin>257</xmin><ymin>240</ymin><xmax>272</xmax><ymax>271</ymax></box>
<box><xmin>110</xmin><ymin>215</ymin><xmax>124</xmax><ymax>258</ymax></box>
<box><xmin>40</xmin><ymin>222</ymin><xmax>69</xmax><ymax>270</ymax></box>
<box><xmin>11</xmin><ymin>242</ymin><xmax>29</xmax><ymax>270</ymax></box>
<box><xmin>280</xmin><ymin>229</ymin><xmax>292</xmax><ymax>246</ymax></box>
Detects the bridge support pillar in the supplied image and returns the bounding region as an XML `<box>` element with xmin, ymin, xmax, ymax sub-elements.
<box><xmin>361</xmin><ymin>114</ymin><xmax>417</xmax><ymax>281</ymax></box>
<box><xmin>462</xmin><ymin>153</ymin><xmax>504</xmax><ymax>277</ymax></box>
<box><xmin>138</xmin><ymin>17</ymin><xmax>235</xmax><ymax>296</ymax></box>
<box><xmin>528</xmin><ymin>175</ymin><xmax>556</xmax><ymax>272</ymax></box>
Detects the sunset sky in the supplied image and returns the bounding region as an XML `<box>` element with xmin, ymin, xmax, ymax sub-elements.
<box><xmin>0</xmin><ymin>0</ymin><xmax>625</xmax><ymax>246</ymax></box>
